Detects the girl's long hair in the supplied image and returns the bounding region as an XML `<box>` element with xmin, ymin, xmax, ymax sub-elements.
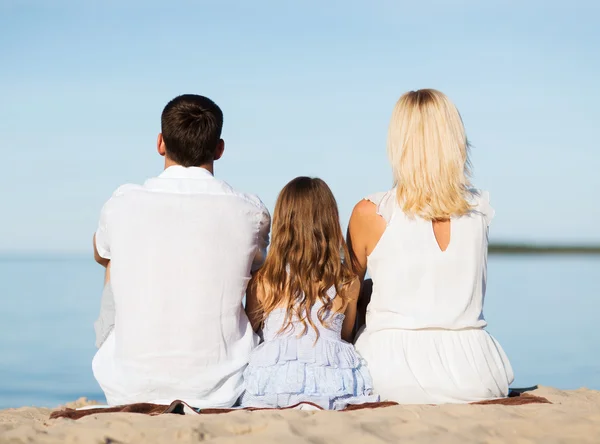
<box><xmin>253</xmin><ymin>177</ymin><xmax>355</xmax><ymax>337</ymax></box>
<box><xmin>387</xmin><ymin>89</ymin><xmax>473</xmax><ymax>220</ymax></box>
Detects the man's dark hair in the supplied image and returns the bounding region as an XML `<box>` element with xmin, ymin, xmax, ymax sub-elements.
<box><xmin>160</xmin><ymin>94</ymin><xmax>223</xmax><ymax>167</ymax></box>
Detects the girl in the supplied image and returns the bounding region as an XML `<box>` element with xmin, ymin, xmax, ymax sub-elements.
<box><xmin>241</xmin><ymin>177</ymin><xmax>378</xmax><ymax>410</ymax></box>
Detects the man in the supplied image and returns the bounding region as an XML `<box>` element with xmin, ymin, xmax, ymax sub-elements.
<box><xmin>92</xmin><ymin>94</ymin><xmax>270</xmax><ymax>408</ymax></box>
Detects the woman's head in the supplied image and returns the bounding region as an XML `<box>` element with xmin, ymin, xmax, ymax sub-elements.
<box><xmin>255</xmin><ymin>177</ymin><xmax>355</xmax><ymax>335</ymax></box>
<box><xmin>387</xmin><ymin>89</ymin><xmax>472</xmax><ymax>220</ymax></box>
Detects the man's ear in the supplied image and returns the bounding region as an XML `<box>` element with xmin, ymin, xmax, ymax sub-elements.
<box><xmin>157</xmin><ymin>133</ymin><xmax>166</xmax><ymax>157</ymax></box>
<box><xmin>214</xmin><ymin>139</ymin><xmax>225</xmax><ymax>161</ymax></box>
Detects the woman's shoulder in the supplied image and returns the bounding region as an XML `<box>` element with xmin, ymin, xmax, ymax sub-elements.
<box><xmin>364</xmin><ymin>188</ymin><xmax>395</xmax><ymax>206</ymax></box>
<box><xmin>466</xmin><ymin>188</ymin><xmax>495</xmax><ymax>226</ymax></box>
<box><xmin>357</xmin><ymin>189</ymin><xmax>396</xmax><ymax>223</ymax></box>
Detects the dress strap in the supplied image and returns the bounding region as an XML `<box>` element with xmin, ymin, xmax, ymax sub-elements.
<box><xmin>326</xmin><ymin>285</ymin><xmax>337</xmax><ymax>299</ymax></box>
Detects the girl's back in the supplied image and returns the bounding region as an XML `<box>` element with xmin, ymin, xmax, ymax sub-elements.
<box><xmin>261</xmin><ymin>287</ymin><xmax>343</xmax><ymax>342</ymax></box>
<box><xmin>241</xmin><ymin>176</ymin><xmax>379</xmax><ymax>410</ymax></box>
<box><xmin>242</xmin><ymin>286</ymin><xmax>377</xmax><ymax>410</ymax></box>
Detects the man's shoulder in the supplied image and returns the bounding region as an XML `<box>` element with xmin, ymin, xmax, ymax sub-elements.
<box><xmin>101</xmin><ymin>183</ymin><xmax>144</xmax><ymax>212</ymax></box>
<box><xmin>231</xmin><ymin>189</ymin><xmax>269</xmax><ymax>214</ymax></box>
<box><xmin>214</xmin><ymin>179</ymin><xmax>269</xmax><ymax>214</ymax></box>
<box><xmin>104</xmin><ymin>178</ymin><xmax>269</xmax><ymax>218</ymax></box>
<box><xmin>111</xmin><ymin>183</ymin><xmax>144</xmax><ymax>198</ymax></box>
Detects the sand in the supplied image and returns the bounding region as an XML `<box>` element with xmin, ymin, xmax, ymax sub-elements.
<box><xmin>1</xmin><ymin>387</ymin><xmax>599</xmax><ymax>444</ymax></box>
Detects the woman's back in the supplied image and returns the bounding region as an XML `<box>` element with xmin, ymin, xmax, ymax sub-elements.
<box><xmin>353</xmin><ymin>188</ymin><xmax>513</xmax><ymax>404</ymax></box>
<box><xmin>365</xmin><ymin>188</ymin><xmax>493</xmax><ymax>331</ymax></box>
<box><xmin>349</xmin><ymin>88</ymin><xmax>513</xmax><ymax>404</ymax></box>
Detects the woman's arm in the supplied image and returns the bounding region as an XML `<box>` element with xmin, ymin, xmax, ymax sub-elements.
<box><xmin>245</xmin><ymin>276</ymin><xmax>264</xmax><ymax>332</ymax></box>
<box><xmin>347</xmin><ymin>199</ymin><xmax>382</xmax><ymax>281</ymax></box>
<box><xmin>104</xmin><ymin>261</ymin><xmax>111</xmax><ymax>285</ymax></box>
<box><xmin>341</xmin><ymin>278</ymin><xmax>361</xmax><ymax>342</ymax></box>
<box><xmin>347</xmin><ymin>199</ymin><xmax>386</xmax><ymax>335</ymax></box>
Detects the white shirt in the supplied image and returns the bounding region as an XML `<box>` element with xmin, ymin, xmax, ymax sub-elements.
<box><xmin>92</xmin><ymin>166</ymin><xmax>270</xmax><ymax>407</ymax></box>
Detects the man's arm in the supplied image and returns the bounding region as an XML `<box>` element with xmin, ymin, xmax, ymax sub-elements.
<box><xmin>251</xmin><ymin>206</ymin><xmax>271</xmax><ymax>272</ymax></box>
<box><xmin>93</xmin><ymin>196</ymin><xmax>113</xmax><ymax>268</ymax></box>
<box><xmin>245</xmin><ymin>276</ymin><xmax>263</xmax><ymax>332</ymax></box>
<box><xmin>246</xmin><ymin>205</ymin><xmax>270</xmax><ymax>332</ymax></box>
<box><xmin>93</xmin><ymin>234</ymin><xmax>110</xmax><ymax>267</ymax></box>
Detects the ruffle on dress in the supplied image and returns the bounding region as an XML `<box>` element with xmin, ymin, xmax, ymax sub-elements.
<box><xmin>244</xmin><ymin>337</ymin><xmax>374</xmax><ymax>397</ymax></box>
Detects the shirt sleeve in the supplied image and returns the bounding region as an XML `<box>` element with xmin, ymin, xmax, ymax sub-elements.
<box><xmin>94</xmin><ymin>282</ymin><xmax>115</xmax><ymax>348</ymax></box>
<box><xmin>251</xmin><ymin>205</ymin><xmax>271</xmax><ymax>272</ymax></box>
<box><xmin>96</xmin><ymin>186</ymin><xmax>130</xmax><ymax>261</ymax></box>
<box><xmin>95</xmin><ymin>199</ymin><xmax>112</xmax><ymax>260</ymax></box>
<box><xmin>94</xmin><ymin>184</ymin><xmax>135</xmax><ymax>260</ymax></box>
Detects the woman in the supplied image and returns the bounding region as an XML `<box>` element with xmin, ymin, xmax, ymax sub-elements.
<box><xmin>348</xmin><ymin>89</ymin><xmax>514</xmax><ymax>404</ymax></box>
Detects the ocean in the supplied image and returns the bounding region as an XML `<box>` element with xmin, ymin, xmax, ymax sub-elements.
<box><xmin>0</xmin><ymin>255</ymin><xmax>598</xmax><ymax>409</ymax></box>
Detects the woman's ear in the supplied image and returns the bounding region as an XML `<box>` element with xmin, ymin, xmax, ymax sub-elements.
<box><xmin>214</xmin><ymin>139</ymin><xmax>225</xmax><ymax>161</ymax></box>
<box><xmin>157</xmin><ymin>133</ymin><xmax>166</xmax><ymax>157</ymax></box>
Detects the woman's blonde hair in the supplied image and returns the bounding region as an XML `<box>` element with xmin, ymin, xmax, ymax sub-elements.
<box><xmin>253</xmin><ymin>177</ymin><xmax>355</xmax><ymax>337</ymax></box>
<box><xmin>387</xmin><ymin>89</ymin><xmax>473</xmax><ymax>220</ymax></box>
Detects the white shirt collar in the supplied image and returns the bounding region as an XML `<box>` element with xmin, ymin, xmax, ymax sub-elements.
<box><xmin>159</xmin><ymin>165</ymin><xmax>213</xmax><ymax>179</ymax></box>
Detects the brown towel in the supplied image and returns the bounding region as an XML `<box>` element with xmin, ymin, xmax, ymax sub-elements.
<box><xmin>49</xmin><ymin>393</ymin><xmax>550</xmax><ymax>420</ymax></box>
<box><xmin>472</xmin><ymin>393</ymin><xmax>551</xmax><ymax>406</ymax></box>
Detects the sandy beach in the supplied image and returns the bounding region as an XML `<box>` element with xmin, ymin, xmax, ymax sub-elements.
<box><xmin>1</xmin><ymin>386</ymin><xmax>599</xmax><ymax>443</ymax></box>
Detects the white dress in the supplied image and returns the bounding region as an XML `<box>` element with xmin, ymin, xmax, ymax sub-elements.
<box><xmin>354</xmin><ymin>189</ymin><xmax>514</xmax><ymax>404</ymax></box>
<box><xmin>240</xmin><ymin>287</ymin><xmax>378</xmax><ymax>410</ymax></box>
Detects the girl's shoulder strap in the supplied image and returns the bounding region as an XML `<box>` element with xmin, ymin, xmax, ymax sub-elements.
<box><xmin>364</xmin><ymin>189</ymin><xmax>397</xmax><ymax>224</ymax></box>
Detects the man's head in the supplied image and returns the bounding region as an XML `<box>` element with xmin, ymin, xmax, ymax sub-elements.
<box><xmin>157</xmin><ymin>94</ymin><xmax>224</xmax><ymax>168</ymax></box>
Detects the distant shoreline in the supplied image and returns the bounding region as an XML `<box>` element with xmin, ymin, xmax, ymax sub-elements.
<box><xmin>2</xmin><ymin>244</ymin><xmax>600</xmax><ymax>260</ymax></box>
<box><xmin>489</xmin><ymin>244</ymin><xmax>600</xmax><ymax>255</ymax></box>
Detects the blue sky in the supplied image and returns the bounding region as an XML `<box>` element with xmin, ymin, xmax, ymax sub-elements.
<box><xmin>1</xmin><ymin>0</ymin><xmax>598</xmax><ymax>253</ymax></box>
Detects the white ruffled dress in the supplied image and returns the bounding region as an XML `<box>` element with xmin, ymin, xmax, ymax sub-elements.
<box><xmin>240</xmin><ymin>288</ymin><xmax>379</xmax><ymax>410</ymax></box>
